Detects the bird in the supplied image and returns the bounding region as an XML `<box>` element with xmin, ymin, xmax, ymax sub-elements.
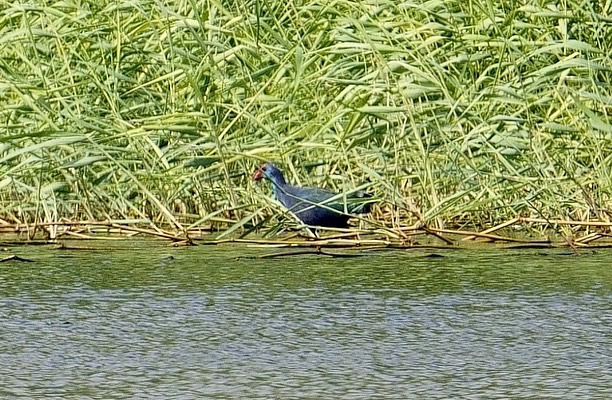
<box><xmin>252</xmin><ymin>163</ymin><xmax>372</xmax><ymax>229</ymax></box>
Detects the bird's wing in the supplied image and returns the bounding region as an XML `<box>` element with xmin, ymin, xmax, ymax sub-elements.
<box><xmin>284</xmin><ymin>185</ymin><xmax>371</xmax><ymax>214</ymax></box>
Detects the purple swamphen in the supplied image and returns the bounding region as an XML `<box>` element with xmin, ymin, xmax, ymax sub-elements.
<box><xmin>253</xmin><ymin>163</ymin><xmax>372</xmax><ymax>228</ymax></box>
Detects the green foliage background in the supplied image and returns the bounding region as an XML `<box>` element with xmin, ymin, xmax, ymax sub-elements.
<box><xmin>1</xmin><ymin>0</ymin><xmax>611</xmax><ymax>231</ymax></box>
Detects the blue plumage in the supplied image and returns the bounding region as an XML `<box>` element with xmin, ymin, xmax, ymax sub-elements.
<box><xmin>253</xmin><ymin>163</ymin><xmax>372</xmax><ymax>228</ymax></box>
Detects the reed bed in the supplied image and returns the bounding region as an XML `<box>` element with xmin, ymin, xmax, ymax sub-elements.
<box><xmin>1</xmin><ymin>0</ymin><xmax>611</xmax><ymax>246</ymax></box>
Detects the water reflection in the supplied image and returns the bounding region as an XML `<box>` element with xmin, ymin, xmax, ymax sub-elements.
<box><xmin>0</xmin><ymin>244</ymin><xmax>610</xmax><ymax>399</ymax></box>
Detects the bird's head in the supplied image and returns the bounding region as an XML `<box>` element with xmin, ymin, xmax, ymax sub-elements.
<box><xmin>252</xmin><ymin>163</ymin><xmax>285</xmax><ymax>185</ymax></box>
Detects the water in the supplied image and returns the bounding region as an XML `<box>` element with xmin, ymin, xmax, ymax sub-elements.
<box><xmin>1</xmin><ymin>242</ymin><xmax>610</xmax><ymax>399</ymax></box>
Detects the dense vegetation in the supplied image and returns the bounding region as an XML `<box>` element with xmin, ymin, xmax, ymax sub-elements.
<box><xmin>1</xmin><ymin>0</ymin><xmax>611</xmax><ymax>237</ymax></box>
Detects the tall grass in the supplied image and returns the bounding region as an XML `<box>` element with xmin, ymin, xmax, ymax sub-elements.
<box><xmin>0</xmin><ymin>0</ymin><xmax>611</xmax><ymax>235</ymax></box>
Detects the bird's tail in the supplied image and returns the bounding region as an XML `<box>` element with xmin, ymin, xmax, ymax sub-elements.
<box><xmin>348</xmin><ymin>190</ymin><xmax>374</xmax><ymax>214</ymax></box>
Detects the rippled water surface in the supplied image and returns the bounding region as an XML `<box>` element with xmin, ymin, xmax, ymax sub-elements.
<box><xmin>1</xmin><ymin>242</ymin><xmax>611</xmax><ymax>399</ymax></box>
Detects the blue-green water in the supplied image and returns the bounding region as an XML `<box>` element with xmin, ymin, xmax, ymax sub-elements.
<box><xmin>0</xmin><ymin>243</ymin><xmax>611</xmax><ymax>399</ymax></box>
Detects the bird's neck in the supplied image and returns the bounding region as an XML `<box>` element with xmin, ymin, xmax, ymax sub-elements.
<box><xmin>268</xmin><ymin>172</ymin><xmax>287</xmax><ymax>186</ymax></box>
<box><xmin>269</xmin><ymin>178</ymin><xmax>286</xmax><ymax>199</ymax></box>
<box><xmin>266</xmin><ymin>172</ymin><xmax>288</xmax><ymax>199</ymax></box>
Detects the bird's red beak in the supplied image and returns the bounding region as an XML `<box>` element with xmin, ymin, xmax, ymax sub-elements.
<box><xmin>252</xmin><ymin>167</ymin><xmax>264</xmax><ymax>181</ymax></box>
